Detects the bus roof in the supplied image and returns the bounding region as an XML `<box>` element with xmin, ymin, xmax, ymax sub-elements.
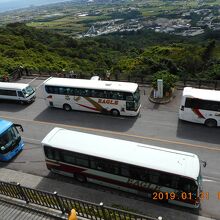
<box><xmin>183</xmin><ymin>87</ymin><xmax>220</xmax><ymax>102</ymax></box>
<box><xmin>0</xmin><ymin>119</ymin><xmax>13</xmax><ymax>134</ymax></box>
<box><xmin>42</xmin><ymin>128</ymin><xmax>200</xmax><ymax>180</ymax></box>
<box><xmin>43</xmin><ymin>77</ymin><xmax>138</xmax><ymax>93</ymax></box>
<box><xmin>0</xmin><ymin>82</ymin><xmax>29</xmax><ymax>90</ymax></box>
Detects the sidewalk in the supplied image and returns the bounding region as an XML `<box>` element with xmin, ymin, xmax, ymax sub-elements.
<box><xmin>0</xmin><ymin>198</ymin><xmax>60</xmax><ymax>220</ymax></box>
<box><xmin>0</xmin><ymin>168</ymin><xmax>216</xmax><ymax>220</ymax></box>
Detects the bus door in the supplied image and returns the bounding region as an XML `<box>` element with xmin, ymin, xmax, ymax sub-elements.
<box><xmin>17</xmin><ymin>90</ymin><xmax>25</xmax><ymax>101</ymax></box>
<box><xmin>181</xmin><ymin>97</ymin><xmax>201</xmax><ymax>123</ymax></box>
<box><xmin>126</xmin><ymin>94</ymin><xmax>135</xmax><ymax>112</ymax></box>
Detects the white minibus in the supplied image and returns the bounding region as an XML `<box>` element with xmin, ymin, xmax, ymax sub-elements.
<box><xmin>0</xmin><ymin>82</ymin><xmax>36</xmax><ymax>104</ymax></box>
<box><xmin>179</xmin><ymin>87</ymin><xmax>220</xmax><ymax>127</ymax></box>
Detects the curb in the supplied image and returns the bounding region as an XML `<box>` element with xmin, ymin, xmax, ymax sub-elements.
<box><xmin>148</xmin><ymin>88</ymin><xmax>174</xmax><ymax>104</ymax></box>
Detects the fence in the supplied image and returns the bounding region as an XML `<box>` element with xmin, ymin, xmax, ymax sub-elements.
<box><xmin>2</xmin><ymin>70</ymin><xmax>219</xmax><ymax>90</ymax></box>
<box><xmin>0</xmin><ymin>180</ymin><xmax>161</xmax><ymax>220</ymax></box>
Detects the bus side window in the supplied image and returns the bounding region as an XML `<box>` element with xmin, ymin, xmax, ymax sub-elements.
<box><xmin>84</xmin><ymin>89</ymin><xmax>91</xmax><ymax>97</ymax></box>
<box><xmin>179</xmin><ymin>178</ymin><xmax>196</xmax><ymax>192</ymax></box>
<box><xmin>126</xmin><ymin>95</ymin><xmax>134</xmax><ymax>101</ymax></box>
<box><xmin>107</xmin><ymin>162</ymin><xmax>119</xmax><ymax>175</ymax></box>
<box><xmin>160</xmin><ymin>173</ymin><xmax>171</xmax><ymax>187</ymax></box>
<box><xmin>149</xmin><ymin>170</ymin><xmax>159</xmax><ymax>184</ymax></box>
<box><xmin>46</xmin><ymin>86</ymin><xmax>54</xmax><ymax>94</ymax></box>
<box><xmin>74</xmin><ymin>88</ymin><xmax>81</xmax><ymax>96</ymax></box>
<box><xmin>95</xmin><ymin>160</ymin><xmax>105</xmax><ymax>171</ymax></box>
<box><xmin>44</xmin><ymin>146</ymin><xmax>53</xmax><ymax>159</ymax></box>
<box><xmin>53</xmin><ymin>87</ymin><xmax>59</xmax><ymax>94</ymax></box>
<box><xmin>111</xmin><ymin>92</ymin><xmax>119</xmax><ymax>100</ymax></box>
<box><xmin>185</xmin><ymin>98</ymin><xmax>194</xmax><ymax>108</ymax></box>
<box><xmin>69</xmin><ymin>88</ymin><xmax>75</xmax><ymax>95</ymax></box>
<box><xmin>75</xmin><ymin>153</ymin><xmax>89</xmax><ymax>167</ymax></box>
<box><xmin>59</xmin><ymin>87</ymin><xmax>68</xmax><ymax>95</ymax></box>
<box><xmin>106</xmin><ymin>91</ymin><xmax>113</xmax><ymax>99</ymax></box>
<box><xmin>90</xmin><ymin>158</ymin><xmax>119</xmax><ymax>174</ymax></box>
<box><xmin>0</xmin><ymin>89</ymin><xmax>17</xmax><ymax>96</ymax></box>
<box><xmin>90</xmin><ymin>158</ymin><xmax>97</xmax><ymax>169</ymax></box>
<box><xmin>204</xmin><ymin>100</ymin><xmax>220</xmax><ymax>111</ymax></box>
<box><xmin>97</xmin><ymin>90</ymin><xmax>107</xmax><ymax>98</ymax></box>
<box><xmin>129</xmin><ymin>166</ymin><xmax>141</xmax><ymax>180</ymax></box>
<box><xmin>61</xmin><ymin>150</ymin><xmax>75</xmax><ymax>164</ymax></box>
<box><xmin>120</xmin><ymin>164</ymin><xmax>130</xmax><ymax>177</ymax></box>
<box><xmin>54</xmin><ymin>150</ymin><xmax>60</xmax><ymax>161</ymax></box>
<box><xmin>171</xmin><ymin>175</ymin><xmax>179</xmax><ymax>189</ymax></box>
<box><xmin>91</xmin><ymin>89</ymin><xmax>97</xmax><ymax>97</ymax></box>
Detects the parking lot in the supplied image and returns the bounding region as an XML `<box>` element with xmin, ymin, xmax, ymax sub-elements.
<box><xmin>0</xmin><ymin>76</ymin><xmax>220</xmax><ymax>220</ymax></box>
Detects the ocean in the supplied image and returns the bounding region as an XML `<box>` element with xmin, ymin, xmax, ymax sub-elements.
<box><xmin>0</xmin><ymin>0</ymin><xmax>72</xmax><ymax>13</ymax></box>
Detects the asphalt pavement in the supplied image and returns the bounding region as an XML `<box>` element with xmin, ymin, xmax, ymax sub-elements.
<box><xmin>0</xmin><ymin>77</ymin><xmax>219</xmax><ymax>220</ymax></box>
<box><xmin>0</xmin><ymin>168</ymin><xmax>216</xmax><ymax>220</ymax></box>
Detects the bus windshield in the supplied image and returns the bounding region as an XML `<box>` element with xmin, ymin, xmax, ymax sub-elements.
<box><xmin>0</xmin><ymin>126</ymin><xmax>20</xmax><ymax>152</ymax></box>
<box><xmin>133</xmin><ymin>88</ymin><xmax>140</xmax><ymax>109</ymax></box>
<box><xmin>179</xmin><ymin>177</ymin><xmax>198</xmax><ymax>193</ymax></box>
<box><xmin>22</xmin><ymin>86</ymin><xmax>34</xmax><ymax>97</ymax></box>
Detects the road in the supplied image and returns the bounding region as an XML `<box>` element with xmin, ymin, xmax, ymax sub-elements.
<box><xmin>0</xmin><ymin>77</ymin><xmax>219</xmax><ymax>220</ymax></box>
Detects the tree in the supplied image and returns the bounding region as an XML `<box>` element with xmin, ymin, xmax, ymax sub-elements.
<box><xmin>202</xmin><ymin>40</ymin><xmax>216</xmax><ymax>62</ymax></box>
<box><xmin>152</xmin><ymin>70</ymin><xmax>179</xmax><ymax>94</ymax></box>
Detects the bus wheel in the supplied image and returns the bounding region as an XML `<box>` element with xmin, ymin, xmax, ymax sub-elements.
<box><xmin>75</xmin><ymin>174</ymin><xmax>87</xmax><ymax>183</ymax></box>
<box><xmin>111</xmin><ymin>109</ymin><xmax>120</xmax><ymax>117</ymax></box>
<box><xmin>63</xmin><ymin>104</ymin><xmax>72</xmax><ymax>111</ymax></box>
<box><xmin>205</xmin><ymin>119</ymin><xmax>217</xmax><ymax>127</ymax></box>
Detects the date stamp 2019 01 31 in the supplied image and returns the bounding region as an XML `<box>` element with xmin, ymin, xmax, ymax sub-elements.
<box><xmin>152</xmin><ymin>191</ymin><xmax>220</xmax><ymax>201</ymax></box>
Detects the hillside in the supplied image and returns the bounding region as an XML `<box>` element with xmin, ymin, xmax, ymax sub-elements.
<box><xmin>0</xmin><ymin>23</ymin><xmax>220</xmax><ymax>80</ymax></box>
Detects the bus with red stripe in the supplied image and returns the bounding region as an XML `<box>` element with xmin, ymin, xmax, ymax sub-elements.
<box><xmin>179</xmin><ymin>87</ymin><xmax>220</xmax><ymax>127</ymax></box>
<box><xmin>42</xmin><ymin>77</ymin><xmax>140</xmax><ymax>116</ymax></box>
<box><xmin>42</xmin><ymin>127</ymin><xmax>205</xmax><ymax>208</ymax></box>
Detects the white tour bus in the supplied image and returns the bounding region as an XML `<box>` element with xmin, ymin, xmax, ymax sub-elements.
<box><xmin>42</xmin><ymin>127</ymin><xmax>204</xmax><ymax>208</ymax></box>
<box><xmin>179</xmin><ymin>87</ymin><xmax>220</xmax><ymax>127</ymax></box>
<box><xmin>0</xmin><ymin>82</ymin><xmax>36</xmax><ymax>104</ymax></box>
<box><xmin>42</xmin><ymin>77</ymin><xmax>140</xmax><ymax>116</ymax></box>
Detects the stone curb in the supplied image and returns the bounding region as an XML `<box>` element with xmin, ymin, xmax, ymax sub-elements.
<box><xmin>148</xmin><ymin>88</ymin><xmax>174</xmax><ymax>104</ymax></box>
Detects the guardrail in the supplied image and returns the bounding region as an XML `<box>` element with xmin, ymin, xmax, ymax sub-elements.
<box><xmin>2</xmin><ymin>71</ymin><xmax>219</xmax><ymax>90</ymax></box>
<box><xmin>0</xmin><ymin>180</ymin><xmax>161</xmax><ymax>220</ymax></box>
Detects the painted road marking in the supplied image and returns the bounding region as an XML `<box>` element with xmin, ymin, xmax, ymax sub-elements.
<box><xmin>96</xmin><ymin>114</ymin><xmax>125</xmax><ymax>120</ymax></box>
<box><xmin>36</xmin><ymin>83</ymin><xmax>44</xmax><ymax>90</ymax></box>
<box><xmin>203</xmin><ymin>175</ymin><xmax>220</xmax><ymax>183</ymax></box>
<box><xmin>28</xmin><ymin>77</ymin><xmax>38</xmax><ymax>84</ymax></box>
<box><xmin>1</xmin><ymin>115</ymin><xmax>219</xmax><ymax>152</ymax></box>
<box><xmin>22</xmin><ymin>137</ymin><xmax>41</xmax><ymax>142</ymax></box>
<box><xmin>203</xmin><ymin>179</ymin><xmax>216</xmax><ymax>183</ymax></box>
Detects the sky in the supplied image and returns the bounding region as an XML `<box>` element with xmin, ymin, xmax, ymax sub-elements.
<box><xmin>0</xmin><ymin>0</ymin><xmax>70</xmax><ymax>12</ymax></box>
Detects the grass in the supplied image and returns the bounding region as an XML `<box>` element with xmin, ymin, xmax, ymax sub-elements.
<box><xmin>1</xmin><ymin>0</ymin><xmax>220</xmax><ymax>36</ymax></box>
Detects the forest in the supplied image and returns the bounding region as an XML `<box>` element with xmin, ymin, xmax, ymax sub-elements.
<box><xmin>0</xmin><ymin>22</ymin><xmax>220</xmax><ymax>81</ymax></box>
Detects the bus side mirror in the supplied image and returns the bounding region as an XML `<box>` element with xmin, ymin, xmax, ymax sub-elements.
<box><xmin>201</xmin><ymin>160</ymin><xmax>207</xmax><ymax>167</ymax></box>
<box><xmin>14</xmin><ymin>124</ymin><xmax>24</xmax><ymax>132</ymax></box>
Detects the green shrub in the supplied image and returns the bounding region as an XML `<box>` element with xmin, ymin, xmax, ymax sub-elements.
<box><xmin>152</xmin><ymin>70</ymin><xmax>179</xmax><ymax>94</ymax></box>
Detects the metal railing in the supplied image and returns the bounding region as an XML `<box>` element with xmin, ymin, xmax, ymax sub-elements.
<box><xmin>0</xmin><ymin>180</ymin><xmax>161</xmax><ymax>220</ymax></box>
<box><xmin>3</xmin><ymin>70</ymin><xmax>219</xmax><ymax>90</ymax></box>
